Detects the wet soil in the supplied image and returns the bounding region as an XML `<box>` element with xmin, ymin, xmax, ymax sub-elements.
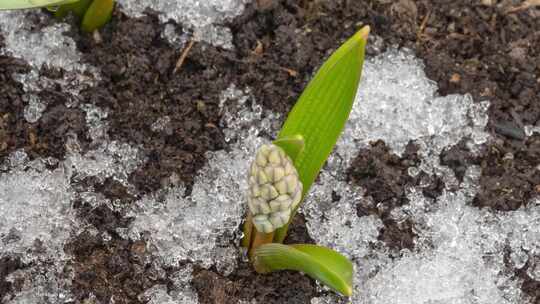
<box><xmin>193</xmin><ymin>264</ymin><xmax>317</xmax><ymax>304</ymax></box>
<box><xmin>0</xmin><ymin>257</ymin><xmax>23</xmax><ymax>299</ymax></box>
<box><xmin>1</xmin><ymin>0</ymin><xmax>540</xmax><ymax>303</ymax></box>
<box><xmin>75</xmin><ymin>12</ymin><xmax>229</xmax><ymax>194</ymax></box>
<box><xmin>347</xmin><ymin>141</ymin><xmax>441</xmax><ymax>251</ymax></box>
<box><xmin>0</xmin><ymin>56</ymin><xmax>89</xmax><ymax>164</ymax></box>
<box><xmin>332</xmin><ymin>0</ymin><xmax>540</xmax><ymax>301</ymax></box>
<box><xmin>349</xmin><ymin>0</ymin><xmax>540</xmax><ymax>215</ymax></box>
<box><xmin>473</xmin><ymin>134</ymin><xmax>540</xmax><ymax>211</ymax></box>
<box><xmin>192</xmin><ymin>214</ymin><xmax>317</xmax><ymax>304</ymax></box>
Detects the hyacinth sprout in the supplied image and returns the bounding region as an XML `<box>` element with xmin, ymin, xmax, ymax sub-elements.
<box><xmin>0</xmin><ymin>0</ymin><xmax>114</xmax><ymax>32</ymax></box>
<box><xmin>248</xmin><ymin>143</ymin><xmax>303</xmax><ymax>233</ymax></box>
<box><xmin>243</xmin><ymin>26</ymin><xmax>370</xmax><ymax>296</ymax></box>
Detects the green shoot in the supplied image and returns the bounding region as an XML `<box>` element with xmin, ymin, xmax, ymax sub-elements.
<box><xmin>273</xmin><ymin>26</ymin><xmax>369</xmax><ymax>243</ymax></box>
<box><xmin>243</xmin><ymin>25</ymin><xmax>369</xmax><ymax>297</ymax></box>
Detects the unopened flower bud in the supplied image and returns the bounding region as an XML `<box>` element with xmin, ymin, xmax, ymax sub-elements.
<box><xmin>247</xmin><ymin>144</ymin><xmax>303</xmax><ymax>233</ymax></box>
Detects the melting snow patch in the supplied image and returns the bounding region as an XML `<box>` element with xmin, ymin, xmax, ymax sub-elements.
<box><xmin>332</xmin><ymin>49</ymin><xmax>489</xmax><ymax>178</ymax></box>
<box><xmin>0</xmin><ymin>104</ymin><xmax>143</xmax><ymax>302</ymax></box>
<box><xmin>0</xmin><ymin>11</ymin><xmax>99</xmax><ymax>123</ymax></box>
<box><xmin>139</xmin><ymin>264</ymin><xmax>199</xmax><ymax>304</ymax></box>
<box><xmin>127</xmin><ymin>84</ymin><xmax>280</xmax><ymax>275</ymax></box>
<box><xmin>304</xmin><ymin>49</ymin><xmax>537</xmax><ymax>304</ymax></box>
<box><xmin>0</xmin><ymin>153</ymin><xmax>74</xmax><ymax>260</ymax></box>
<box><xmin>0</xmin><ymin>11</ymin><xmax>90</xmax><ymax>72</ymax></box>
<box><xmin>0</xmin><ymin>152</ymin><xmax>77</xmax><ymax>303</ymax></box>
<box><xmin>117</xmin><ymin>0</ymin><xmax>249</xmax><ymax>49</ymax></box>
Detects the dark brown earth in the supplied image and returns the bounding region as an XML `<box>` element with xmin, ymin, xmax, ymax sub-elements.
<box><xmin>0</xmin><ymin>257</ymin><xmax>22</xmax><ymax>300</ymax></box>
<box><xmin>75</xmin><ymin>12</ymin><xmax>229</xmax><ymax>194</ymax></box>
<box><xmin>347</xmin><ymin>141</ymin><xmax>435</xmax><ymax>252</ymax></box>
<box><xmin>0</xmin><ymin>56</ymin><xmax>89</xmax><ymax>164</ymax></box>
<box><xmin>193</xmin><ymin>264</ymin><xmax>316</xmax><ymax>304</ymax></box>
<box><xmin>1</xmin><ymin>0</ymin><xmax>540</xmax><ymax>303</ymax></box>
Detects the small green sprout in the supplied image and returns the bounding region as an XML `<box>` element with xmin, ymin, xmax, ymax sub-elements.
<box><xmin>0</xmin><ymin>0</ymin><xmax>114</xmax><ymax>33</ymax></box>
<box><xmin>243</xmin><ymin>26</ymin><xmax>370</xmax><ymax>296</ymax></box>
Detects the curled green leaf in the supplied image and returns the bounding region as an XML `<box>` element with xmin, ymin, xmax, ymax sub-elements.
<box><xmin>253</xmin><ymin>243</ymin><xmax>353</xmax><ymax>296</ymax></box>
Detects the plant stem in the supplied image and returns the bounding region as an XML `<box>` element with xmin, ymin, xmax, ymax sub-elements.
<box><xmin>249</xmin><ymin>230</ymin><xmax>274</xmax><ymax>258</ymax></box>
<box><xmin>243</xmin><ymin>212</ymin><xmax>275</xmax><ymax>258</ymax></box>
<box><xmin>241</xmin><ymin>212</ymin><xmax>253</xmax><ymax>249</ymax></box>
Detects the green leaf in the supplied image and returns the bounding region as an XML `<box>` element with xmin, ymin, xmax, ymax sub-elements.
<box><xmin>253</xmin><ymin>243</ymin><xmax>354</xmax><ymax>296</ymax></box>
<box><xmin>273</xmin><ymin>134</ymin><xmax>305</xmax><ymax>161</ymax></box>
<box><xmin>274</xmin><ymin>26</ymin><xmax>369</xmax><ymax>243</ymax></box>
<box><xmin>0</xmin><ymin>0</ymin><xmax>79</xmax><ymax>9</ymax></box>
<box><xmin>53</xmin><ymin>0</ymin><xmax>91</xmax><ymax>19</ymax></box>
<box><xmin>80</xmin><ymin>0</ymin><xmax>113</xmax><ymax>32</ymax></box>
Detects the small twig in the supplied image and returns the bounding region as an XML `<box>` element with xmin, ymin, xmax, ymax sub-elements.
<box><xmin>174</xmin><ymin>39</ymin><xmax>196</xmax><ymax>74</ymax></box>
<box><xmin>506</xmin><ymin>0</ymin><xmax>540</xmax><ymax>14</ymax></box>
<box><xmin>417</xmin><ymin>9</ymin><xmax>431</xmax><ymax>41</ymax></box>
<box><xmin>279</xmin><ymin>66</ymin><xmax>298</xmax><ymax>77</ymax></box>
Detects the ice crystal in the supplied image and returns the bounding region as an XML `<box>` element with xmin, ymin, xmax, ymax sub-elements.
<box><xmin>64</xmin><ymin>104</ymin><xmax>144</xmax><ymax>186</ymax></box>
<box><xmin>524</xmin><ymin>124</ymin><xmax>540</xmax><ymax>137</ymax></box>
<box><xmin>117</xmin><ymin>0</ymin><xmax>249</xmax><ymax>48</ymax></box>
<box><xmin>0</xmin><ymin>153</ymin><xmax>74</xmax><ymax>260</ymax></box>
<box><xmin>23</xmin><ymin>93</ymin><xmax>47</xmax><ymax>123</ymax></box>
<box><xmin>161</xmin><ymin>23</ymin><xmax>190</xmax><ymax>49</ymax></box>
<box><xmin>308</xmin><ymin>168</ymin><xmax>536</xmax><ymax>304</ymax></box>
<box><xmin>358</xmin><ymin>168</ymin><xmax>536</xmax><ymax>304</ymax></box>
<box><xmin>151</xmin><ymin>115</ymin><xmax>172</xmax><ymax>133</ymax></box>
<box><xmin>139</xmin><ymin>265</ymin><xmax>198</xmax><ymax>304</ymax></box>
<box><xmin>4</xmin><ymin>264</ymin><xmax>74</xmax><ymax>304</ymax></box>
<box><xmin>0</xmin><ymin>12</ymin><xmax>86</xmax><ymax>72</ymax></box>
